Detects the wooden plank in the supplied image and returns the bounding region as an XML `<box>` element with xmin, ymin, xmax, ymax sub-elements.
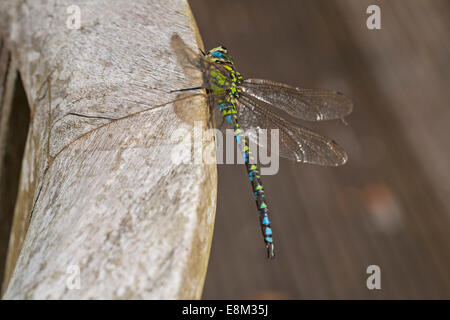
<box><xmin>1</xmin><ymin>0</ymin><xmax>216</xmax><ymax>299</ymax></box>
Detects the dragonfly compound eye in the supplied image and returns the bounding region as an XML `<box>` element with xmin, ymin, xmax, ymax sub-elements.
<box><xmin>212</xmin><ymin>51</ymin><xmax>226</xmax><ymax>60</ymax></box>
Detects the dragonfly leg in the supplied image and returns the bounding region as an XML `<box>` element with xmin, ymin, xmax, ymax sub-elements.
<box><xmin>169</xmin><ymin>86</ymin><xmax>205</xmax><ymax>93</ymax></box>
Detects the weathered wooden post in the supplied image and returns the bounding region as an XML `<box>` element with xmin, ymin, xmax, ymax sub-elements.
<box><xmin>0</xmin><ymin>0</ymin><xmax>216</xmax><ymax>299</ymax></box>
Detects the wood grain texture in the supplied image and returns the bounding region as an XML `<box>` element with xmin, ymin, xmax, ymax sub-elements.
<box><xmin>1</xmin><ymin>0</ymin><xmax>216</xmax><ymax>299</ymax></box>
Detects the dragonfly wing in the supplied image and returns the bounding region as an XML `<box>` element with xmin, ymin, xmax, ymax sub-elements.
<box><xmin>171</xmin><ymin>34</ymin><xmax>231</xmax><ymax>92</ymax></box>
<box><xmin>171</xmin><ymin>34</ymin><xmax>205</xmax><ymax>73</ymax></box>
<box><xmin>52</xmin><ymin>94</ymin><xmax>209</xmax><ymax>158</ymax></box>
<box><xmin>237</xmin><ymin>94</ymin><xmax>348</xmax><ymax>166</ymax></box>
<box><xmin>241</xmin><ymin>79</ymin><xmax>353</xmax><ymax>122</ymax></box>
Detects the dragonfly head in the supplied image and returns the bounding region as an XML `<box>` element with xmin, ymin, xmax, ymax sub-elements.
<box><xmin>206</xmin><ymin>46</ymin><xmax>234</xmax><ymax>64</ymax></box>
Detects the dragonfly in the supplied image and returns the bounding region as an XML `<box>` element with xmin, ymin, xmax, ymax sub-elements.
<box><xmin>170</xmin><ymin>34</ymin><xmax>353</xmax><ymax>259</ymax></box>
<box><xmin>47</xmin><ymin>34</ymin><xmax>352</xmax><ymax>260</ymax></box>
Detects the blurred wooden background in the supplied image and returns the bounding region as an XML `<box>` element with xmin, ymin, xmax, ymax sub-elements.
<box><xmin>189</xmin><ymin>0</ymin><xmax>450</xmax><ymax>299</ymax></box>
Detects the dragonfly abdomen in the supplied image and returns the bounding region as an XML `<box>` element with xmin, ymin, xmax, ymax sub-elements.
<box><xmin>222</xmin><ymin>96</ymin><xmax>275</xmax><ymax>259</ymax></box>
<box><xmin>247</xmin><ymin>159</ymin><xmax>274</xmax><ymax>259</ymax></box>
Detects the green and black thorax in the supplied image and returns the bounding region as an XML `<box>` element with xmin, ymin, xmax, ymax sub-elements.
<box><xmin>204</xmin><ymin>46</ymin><xmax>244</xmax><ymax>99</ymax></box>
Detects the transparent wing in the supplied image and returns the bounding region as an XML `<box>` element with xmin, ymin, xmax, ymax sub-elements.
<box><xmin>241</xmin><ymin>79</ymin><xmax>353</xmax><ymax>122</ymax></box>
<box><xmin>52</xmin><ymin>93</ymin><xmax>209</xmax><ymax>158</ymax></box>
<box><xmin>170</xmin><ymin>34</ymin><xmax>235</xmax><ymax>92</ymax></box>
<box><xmin>237</xmin><ymin>94</ymin><xmax>348</xmax><ymax>166</ymax></box>
<box><xmin>171</xmin><ymin>34</ymin><xmax>205</xmax><ymax>73</ymax></box>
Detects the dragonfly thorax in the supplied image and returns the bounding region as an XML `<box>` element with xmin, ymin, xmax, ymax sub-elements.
<box><xmin>205</xmin><ymin>46</ymin><xmax>244</xmax><ymax>98</ymax></box>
